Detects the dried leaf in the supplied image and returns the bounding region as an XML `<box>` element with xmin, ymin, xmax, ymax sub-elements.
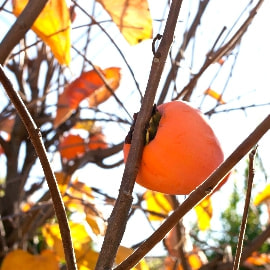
<box><xmin>204</xmin><ymin>88</ymin><xmax>226</xmax><ymax>104</ymax></box>
<box><xmin>143</xmin><ymin>191</ymin><xmax>173</xmax><ymax>221</ymax></box>
<box><xmin>194</xmin><ymin>196</ymin><xmax>213</xmax><ymax>231</ymax></box>
<box><xmin>1</xmin><ymin>249</ymin><xmax>59</xmax><ymax>270</ymax></box>
<box><xmin>12</xmin><ymin>0</ymin><xmax>71</xmax><ymax>65</ymax></box>
<box><xmin>96</xmin><ymin>0</ymin><xmax>152</xmax><ymax>45</ymax></box>
<box><xmin>54</xmin><ymin>67</ymin><xmax>121</xmax><ymax>127</ymax></box>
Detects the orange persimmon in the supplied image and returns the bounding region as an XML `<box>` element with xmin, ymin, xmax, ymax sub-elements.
<box><xmin>123</xmin><ymin>101</ymin><xmax>226</xmax><ymax>195</ymax></box>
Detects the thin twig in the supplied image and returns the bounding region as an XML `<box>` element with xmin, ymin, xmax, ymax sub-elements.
<box><xmin>115</xmin><ymin>114</ymin><xmax>270</xmax><ymax>270</ymax></box>
<box><xmin>233</xmin><ymin>146</ymin><xmax>257</xmax><ymax>270</ymax></box>
<box><xmin>94</xmin><ymin>0</ymin><xmax>184</xmax><ymax>269</ymax></box>
<box><xmin>0</xmin><ymin>65</ymin><xmax>77</xmax><ymax>270</ymax></box>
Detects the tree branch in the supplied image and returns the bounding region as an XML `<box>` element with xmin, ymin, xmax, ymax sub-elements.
<box><xmin>0</xmin><ymin>65</ymin><xmax>77</xmax><ymax>270</ymax></box>
<box><xmin>95</xmin><ymin>0</ymin><xmax>184</xmax><ymax>269</ymax></box>
<box><xmin>0</xmin><ymin>0</ymin><xmax>48</xmax><ymax>65</ymax></box>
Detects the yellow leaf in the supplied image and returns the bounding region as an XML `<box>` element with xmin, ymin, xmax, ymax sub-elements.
<box><xmin>254</xmin><ymin>184</ymin><xmax>270</xmax><ymax>206</ymax></box>
<box><xmin>1</xmin><ymin>249</ymin><xmax>59</xmax><ymax>270</ymax></box>
<box><xmin>194</xmin><ymin>196</ymin><xmax>213</xmax><ymax>231</ymax></box>
<box><xmin>143</xmin><ymin>191</ymin><xmax>173</xmax><ymax>221</ymax></box>
<box><xmin>115</xmin><ymin>246</ymin><xmax>149</xmax><ymax>270</ymax></box>
<box><xmin>12</xmin><ymin>0</ymin><xmax>71</xmax><ymax>65</ymax></box>
<box><xmin>85</xmin><ymin>208</ymin><xmax>106</xmax><ymax>236</ymax></box>
<box><xmin>204</xmin><ymin>88</ymin><xmax>226</xmax><ymax>104</ymax></box>
<box><xmin>42</xmin><ymin>222</ymin><xmax>92</xmax><ymax>261</ymax></box>
<box><xmin>55</xmin><ymin>171</ymin><xmax>72</xmax><ymax>194</ymax></box>
<box><xmin>96</xmin><ymin>0</ymin><xmax>152</xmax><ymax>45</ymax></box>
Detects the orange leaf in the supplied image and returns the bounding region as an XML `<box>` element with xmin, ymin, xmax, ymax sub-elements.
<box><xmin>88</xmin><ymin>132</ymin><xmax>108</xmax><ymax>150</ymax></box>
<box><xmin>246</xmin><ymin>252</ymin><xmax>270</xmax><ymax>266</ymax></box>
<box><xmin>88</xmin><ymin>67</ymin><xmax>121</xmax><ymax>107</ymax></box>
<box><xmin>1</xmin><ymin>249</ymin><xmax>59</xmax><ymax>270</ymax></box>
<box><xmin>12</xmin><ymin>0</ymin><xmax>71</xmax><ymax>65</ymax></box>
<box><xmin>204</xmin><ymin>88</ymin><xmax>226</xmax><ymax>104</ymax></box>
<box><xmin>96</xmin><ymin>0</ymin><xmax>152</xmax><ymax>45</ymax></box>
<box><xmin>54</xmin><ymin>67</ymin><xmax>121</xmax><ymax>127</ymax></box>
<box><xmin>143</xmin><ymin>191</ymin><xmax>173</xmax><ymax>221</ymax></box>
<box><xmin>194</xmin><ymin>196</ymin><xmax>213</xmax><ymax>231</ymax></box>
<box><xmin>59</xmin><ymin>134</ymin><xmax>86</xmax><ymax>161</ymax></box>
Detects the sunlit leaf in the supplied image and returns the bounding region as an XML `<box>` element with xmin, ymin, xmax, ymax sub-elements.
<box><xmin>1</xmin><ymin>249</ymin><xmax>59</xmax><ymax>270</ymax></box>
<box><xmin>246</xmin><ymin>252</ymin><xmax>270</xmax><ymax>266</ymax></box>
<box><xmin>204</xmin><ymin>88</ymin><xmax>226</xmax><ymax>104</ymax></box>
<box><xmin>85</xmin><ymin>208</ymin><xmax>106</xmax><ymax>236</ymax></box>
<box><xmin>143</xmin><ymin>191</ymin><xmax>173</xmax><ymax>221</ymax></box>
<box><xmin>194</xmin><ymin>196</ymin><xmax>213</xmax><ymax>231</ymax></box>
<box><xmin>55</xmin><ymin>171</ymin><xmax>72</xmax><ymax>194</ymax></box>
<box><xmin>96</xmin><ymin>0</ymin><xmax>152</xmax><ymax>45</ymax></box>
<box><xmin>115</xmin><ymin>246</ymin><xmax>149</xmax><ymax>269</ymax></box>
<box><xmin>42</xmin><ymin>222</ymin><xmax>92</xmax><ymax>261</ymax></box>
<box><xmin>59</xmin><ymin>134</ymin><xmax>86</xmax><ymax>161</ymax></box>
<box><xmin>254</xmin><ymin>184</ymin><xmax>270</xmax><ymax>206</ymax></box>
<box><xmin>12</xmin><ymin>0</ymin><xmax>71</xmax><ymax>65</ymax></box>
<box><xmin>54</xmin><ymin>67</ymin><xmax>121</xmax><ymax>128</ymax></box>
<box><xmin>73</xmin><ymin>120</ymin><xmax>96</xmax><ymax>132</ymax></box>
<box><xmin>87</xmin><ymin>67</ymin><xmax>121</xmax><ymax>107</ymax></box>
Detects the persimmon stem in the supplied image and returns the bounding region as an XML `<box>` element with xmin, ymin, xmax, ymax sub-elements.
<box><xmin>95</xmin><ymin>0</ymin><xmax>184</xmax><ymax>269</ymax></box>
<box><xmin>0</xmin><ymin>65</ymin><xmax>77</xmax><ymax>270</ymax></box>
<box><xmin>115</xmin><ymin>114</ymin><xmax>270</xmax><ymax>270</ymax></box>
<box><xmin>233</xmin><ymin>146</ymin><xmax>257</xmax><ymax>270</ymax></box>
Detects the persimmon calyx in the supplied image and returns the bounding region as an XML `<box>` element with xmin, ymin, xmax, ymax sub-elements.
<box><xmin>125</xmin><ymin>105</ymin><xmax>161</xmax><ymax>145</ymax></box>
<box><xmin>145</xmin><ymin>105</ymin><xmax>161</xmax><ymax>145</ymax></box>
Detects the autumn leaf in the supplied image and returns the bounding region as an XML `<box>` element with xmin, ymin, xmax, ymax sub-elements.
<box><xmin>246</xmin><ymin>252</ymin><xmax>270</xmax><ymax>266</ymax></box>
<box><xmin>54</xmin><ymin>67</ymin><xmax>121</xmax><ymax>128</ymax></box>
<box><xmin>254</xmin><ymin>184</ymin><xmax>270</xmax><ymax>206</ymax></box>
<box><xmin>143</xmin><ymin>191</ymin><xmax>173</xmax><ymax>221</ymax></box>
<box><xmin>194</xmin><ymin>196</ymin><xmax>213</xmax><ymax>231</ymax></box>
<box><xmin>204</xmin><ymin>88</ymin><xmax>226</xmax><ymax>104</ymax></box>
<box><xmin>59</xmin><ymin>134</ymin><xmax>86</xmax><ymax>161</ymax></box>
<box><xmin>42</xmin><ymin>222</ymin><xmax>92</xmax><ymax>261</ymax></box>
<box><xmin>88</xmin><ymin>132</ymin><xmax>108</xmax><ymax>150</ymax></box>
<box><xmin>12</xmin><ymin>0</ymin><xmax>71</xmax><ymax>65</ymax></box>
<box><xmin>96</xmin><ymin>0</ymin><xmax>152</xmax><ymax>45</ymax></box>
<box><xmin>1</xmin><ymin>249</ymin><xmax>59</xmax><ymax>270</ymax></box>
<box><xmin>115</xmin><ymin>246</ymin><xmax>149</xmax><ymax>270</ymax></box>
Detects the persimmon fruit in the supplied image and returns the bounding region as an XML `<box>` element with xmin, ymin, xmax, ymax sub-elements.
<box><xmin>123</xmin><ymin>101</ymin><xmax>226</xmax><ymax>195</ymax></box>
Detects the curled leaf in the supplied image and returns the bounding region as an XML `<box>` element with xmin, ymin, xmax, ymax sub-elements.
<box><xmin>204</xmin><ymin>88</ymin><xmax>226</xmax><ymax>104</ymax></box>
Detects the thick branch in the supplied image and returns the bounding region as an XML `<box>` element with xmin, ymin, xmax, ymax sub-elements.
<box><xmin>0</xmin><ymin>65</ymin><xmax>77</xmax><ymax>270</ymax></box>
<box><xmin>0</xmin><ymin>0</ymin><xmax>48</xmax><ymax>65</ymax></box>
<box><xmin>95</xmin><ymin>0</ymin><xmax>184</xmax><ymax>269</ymax></box>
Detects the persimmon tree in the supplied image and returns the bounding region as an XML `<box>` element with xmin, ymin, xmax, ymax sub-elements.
<box><xmin>0</xmin><ymin>0</ymin><xmax>270</xmax><ymax>270</ymax></box>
